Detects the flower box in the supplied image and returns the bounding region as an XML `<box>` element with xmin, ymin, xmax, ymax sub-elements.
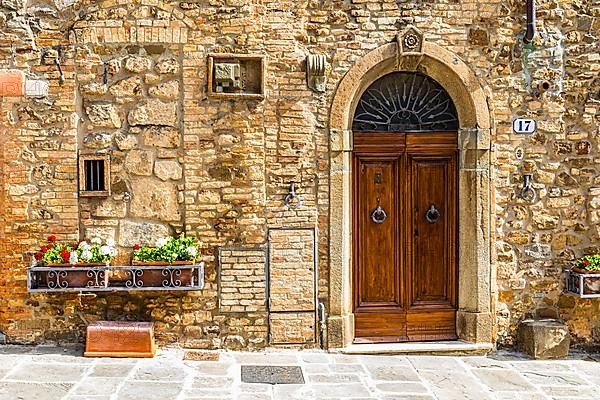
<box><xmin>35</xmin><ymin>263</ymin><xmax>108</xmax><ymax>290</ymax></box>
<box><xmin>129</xmin><ymin>260</ymin><xmax>197</xmax><ymax>288</ymax></box>
<box><xmin>565</xmin><ymin>255</ymin><xmax>600</xmax><ymax>298</ymax></box>
<box><xmin>566</xmin><ymin>268</ymin><xmax>600</xmax><ymax>298</ymax></box>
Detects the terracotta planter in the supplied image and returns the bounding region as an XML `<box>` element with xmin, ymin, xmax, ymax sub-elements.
<box><xmin>571</xmin><ymin>267</ymin><xmax>600</xmax><ymax>294</ymax></box>
<box><xmin>129</xmin><ymin>260</ymin><xmax>197</xmax><ymax>288</ymax></box>
<box><xmin>40</xmin><ymin>263</ymin><xmax>108</xmax><ymax>289</ymax></box>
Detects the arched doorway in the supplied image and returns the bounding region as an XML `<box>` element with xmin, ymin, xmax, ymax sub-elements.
<box><xmin>327</xmin><ymin>31</ymin><xmax>494</xmax><ymax>348</ymax></box>
<box><xmin>352</xmin><ymin>72</ymin><xmax>459</xmax><ymax>342</ymax></box>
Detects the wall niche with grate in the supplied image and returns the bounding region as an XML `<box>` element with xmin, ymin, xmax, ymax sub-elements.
<box><xmin>79</xmin><ymin>153</ymin><xmax>111</xmax><ymax>197</ymax></box>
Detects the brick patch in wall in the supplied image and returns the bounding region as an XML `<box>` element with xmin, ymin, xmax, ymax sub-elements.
<box><xmin>217</xmin><ymin>248</ymin><xmax>267</xmax><ymax>313</ymax></box>
<box><xmin>269</xmin><ymin>312</ymin><xmax>316</xmax><ymax>345</ymax></box>
<box><xmin>267</xmin><ymin>229</ymin><xmax>317</xmax><ymax>345</ymax></box>
<box><xmin>0</xmin><ymin>71</ymin><xmax>24</xmax><ymax>97</ymax></box>
<box><xmin>268</xmin><ymin>229</ymin><xmax>316</xmax><ymax>312</ymax></box>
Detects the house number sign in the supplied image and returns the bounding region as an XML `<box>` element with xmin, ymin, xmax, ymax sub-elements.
<box><xmin>513</xmin><ymin>118</ymin><xmax>536</xmax><ymax>134</ymax></box>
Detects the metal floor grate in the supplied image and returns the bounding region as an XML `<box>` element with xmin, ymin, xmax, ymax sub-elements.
<box><xmin>241</xmin><ymin>365</ymin><xmax>305</xmax><ymax>385</ymax></box>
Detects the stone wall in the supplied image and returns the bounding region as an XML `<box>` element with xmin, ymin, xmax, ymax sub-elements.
<box><xmin>0</xmin><ymin>0</ymin><xmax>598</xmax><ymax>349</ymax></box>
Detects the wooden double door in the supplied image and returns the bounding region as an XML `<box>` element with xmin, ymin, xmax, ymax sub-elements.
<box><xmin>353</xmin><ymin>132</ymin><xmax>458</xmax><ymax>343</ymax></box>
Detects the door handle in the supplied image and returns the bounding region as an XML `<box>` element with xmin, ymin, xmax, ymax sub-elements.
<box><xmin>371</xmin><ymin>198</ymin><xmax>387</xmax><ymax>224</ymax></box>
<box><xmin>425</xmin><ymin>204</ymin><xmax>441</xmax><ymax>224</ymax></box>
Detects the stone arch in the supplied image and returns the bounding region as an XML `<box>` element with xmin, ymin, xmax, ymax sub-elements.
<box><xmin>327</xmin><ymin>38</ymin><xmax>494</xmax><ymax>348</ymax></box>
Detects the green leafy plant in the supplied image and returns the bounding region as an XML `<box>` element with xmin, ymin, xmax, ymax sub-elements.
<box><xmin>132</xmin><ymin>234</ymin><xmax>199</xmax><ymax>263</ymax></box>
<box><xmin>575</xmin><ymin>254</ymin><xmax>600</xmax><ymax>271</ymax></box>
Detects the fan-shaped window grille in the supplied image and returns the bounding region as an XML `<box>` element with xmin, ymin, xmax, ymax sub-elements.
<box><xmin>352</xmin><ymin>72</ymin><xmax>458</xmax><ymax>132</ymax></box>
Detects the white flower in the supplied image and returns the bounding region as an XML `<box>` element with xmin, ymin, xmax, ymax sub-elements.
<box><xmin>99</xmin><ymin>245</ymin><xmax>111</xmax><ymax>256</ymax></box>
<box><xmin>69</xmin><ymin>252</ymin><xmax>79</xmax><ymax>264</ymax></box>
<box><xmin>106</xmin><ymin>238</ymin><xmax>116</xmax><ymax>247</ymax></box>
<box><xmin>80</xmin><ymin>249</ymin><xmax>93</xmax><ymax>262</ymax></box>
<box><xmin>109</xmin><ymin>247</ymin><xmax>117</xmax><ymax>257</ymax></box>
<box><xmin>91</xmin><ymin>237</ymin><xmax>102</xmax><ymax>245</ymax></box>
<box><xmin>186</xmin><ymin>246</ymin><xmax>197</xmax><ymax>257</ymax></box>
<box><xmin>155</xmin><ymin>237</ymin><xmax>169</xmax><ymax>247</ymax></box>
<box><xmin>172</xmin><ymin>252</ymin><xmax>178</xmax><ymax>260</ymax></box>
<box><xmin>78</xmin><ymin>241</ymin><xmax>90</xmax><ymax>250</ymax></box>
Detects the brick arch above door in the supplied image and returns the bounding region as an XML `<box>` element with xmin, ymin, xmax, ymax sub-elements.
<box><xmin>327</xmin><ymin>36</ymin><xmax>495</xmax><ymax>349</ymax></box>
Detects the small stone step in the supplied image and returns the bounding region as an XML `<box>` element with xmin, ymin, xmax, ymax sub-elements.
<box><xmin>336</xmin><ymin>341</ymin><xmax>493</xmax><ymax>356</ymax></box>
<box><xmin>518</xmin><ymin>319</ymin><xmax>570</xmax><ymax>360</ymax></box>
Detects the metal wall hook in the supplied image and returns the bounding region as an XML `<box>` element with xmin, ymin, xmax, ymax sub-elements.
<box><xmin>520</xmin><ymin>173</ymin><xmax>536</xmax><ymax>202</ymax></box>
<box><xmin>284</xmin><ymin>181</ymin><xmax>302</xmax><ymax>209</ymax></box>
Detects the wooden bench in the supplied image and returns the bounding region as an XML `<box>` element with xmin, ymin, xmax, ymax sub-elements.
<box><xmin>84</xmin><ymin>321</ymin><xmax>156</xmax><ymax>358</ymax></box>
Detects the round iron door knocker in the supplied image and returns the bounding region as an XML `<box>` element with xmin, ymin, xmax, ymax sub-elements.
<box><xmin>371</xmin><ymin>198</ymin><xmax>387</xmax><ymax>224</ymax></box>
<box><xmin>425</xmin><ymin>204</ymin><xmax>441</xmax><ymax>224</ymax></box>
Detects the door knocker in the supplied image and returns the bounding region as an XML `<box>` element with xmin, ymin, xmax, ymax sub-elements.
<box><xmin>425</xmin><ymin>204</ymin><xmax>441</xmax><ymax>224</ymax></box>
<box><xmin>371</xmin><ymin>198</ymin><xmax>387</xmax><ymax>224</ymax></box>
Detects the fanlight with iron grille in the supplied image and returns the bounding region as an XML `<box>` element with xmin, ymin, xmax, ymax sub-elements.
<box><xmin>352</xmin><ymin>72</ymin><xmax>459</xmax><ymax>132</ymax></box>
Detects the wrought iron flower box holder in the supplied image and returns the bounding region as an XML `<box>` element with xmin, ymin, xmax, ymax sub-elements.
<box><xmin>27</xmin><ymin>263</ymin><xmax>205</xmax><ymax>293</ymax></box>
<box><xmin>565</xmin><ymin>269</ymin><xmax>600</xmax><ymax>299</ymax></box>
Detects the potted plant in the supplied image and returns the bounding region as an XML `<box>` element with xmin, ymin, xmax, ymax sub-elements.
<box><xmin>34</xmin><ymin>236</ymin><xmax>116</xmax><ymax>289</ymax></box>
<box><xmin>129</xmin><ymin>234</ymin><xmax>200</xmax><ymax>288</ymax></box>
<box><xmin>571</xmin><ymin>254</ymin><xmax>600</xmax><ymax>294</ymax></box>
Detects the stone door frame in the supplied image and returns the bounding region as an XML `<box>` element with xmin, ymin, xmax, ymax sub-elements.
<box><xmin>327</xmin><ymin>36</ymin><xmax>495</xmax><ymax>348</ymax></box>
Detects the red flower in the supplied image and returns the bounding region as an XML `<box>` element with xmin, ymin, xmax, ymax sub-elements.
<box><xmin>61</xmin><ymin>249</ymin><xmax>70</xmax><ymax>262</ymax></box>
<box><xmin>35</xmin><ymin>252</ymin><xmax>43</xmax><ymax>261</ymax></box>
<box><xmin>133</xmin><ymin>244</ymin><xmax>141</xmax><ymax>251</ymax></box>
<box><xmin>582</xmin><ymin>260</ymin><xmax>590</xmax><ymax>266</ymax></box>
<box><xmin>41</xmin><ymin>246</ymin><xmax>48</xmax><ymax>253</ymax></box>
<box><xmin>48</xmin><ymin>235</ymin><xmax>57</xmax><ymax>242</ymax></box>
<box><xmin>47</xmin><ymin>243</ymin><xmax>53</xmax><ymax>249</ymax></box>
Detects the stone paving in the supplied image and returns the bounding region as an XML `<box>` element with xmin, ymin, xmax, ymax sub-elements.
<box><xmin>0</xmin><ymin>346</ymin><xmax>599</xmax><ymax>400</ymax></box>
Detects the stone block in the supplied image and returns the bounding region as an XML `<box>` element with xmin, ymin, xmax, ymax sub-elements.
<box><xmin>518</xmin><ymin>319</ymin><xmax>570</xmax><ymax>359</ymax></box>
<box><xmin>118</xmin><ymin>220</ymin><xmax>169</xmax><ymax>247</ymax></box>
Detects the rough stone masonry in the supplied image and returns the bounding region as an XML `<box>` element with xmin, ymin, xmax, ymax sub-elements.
<box><xmin>0</xmin><ymin>0</ymin><xmax>598</xmax><ymax>350</ymax></box>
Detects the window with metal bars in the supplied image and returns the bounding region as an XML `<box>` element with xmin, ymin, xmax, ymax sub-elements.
<box><xmin>79</xmin><ymin>154</ymin><xmax>110</xmax><ymax>197</ymax></box>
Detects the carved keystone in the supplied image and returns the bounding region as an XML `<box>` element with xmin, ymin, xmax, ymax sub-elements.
<box><xmin>397</xmin><ymin>25</ymin><xmax>424</xmax><ymax>55</ymax></box>
<box><xmin>518</xmin><ymin>319</ymin><xmax>570</xmax><ymax>359</ymax></box>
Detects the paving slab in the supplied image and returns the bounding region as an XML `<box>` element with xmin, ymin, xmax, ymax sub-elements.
<box><xmin>71</xmin><ymin>377</ymin><xmax>124</xmax><ymax>396</ymax></box>
<box><xmin>117</xmin><ymin>381</ymin><xmax>183</xmax><ymax>400</ymax></box>
<box><xmin>471</xmin><ymin>368</ymin><xmax>537</xmax><ymax>391</ymax></box>
<box><xmin>407</xmin><ymin>355</ymin><xmax>467</xmax><ymax>371</ymax></box>
<box><xmin>4</xmin><ymin>362</ymin><xmax>89</xmax><ymax>382</ymax></box>
<box><xmin>375</xmin><ymin>381</ymin><xmax>430</xmax><ymax>394</ymax></box>
<box><xmin>133</xmin><ymin>364</ymin><xmax>188</xmax><ymax>381</ymax></box>
<box><xmin>0</xmin><ymin>382</ymin><xmax>73</xmax><ymax>400</ymax></box>
<box><xmin>419</xmin><ymin>370</ymin><xmax>492</xmax><ymax>400</ymax></box>
<box><xmin>366</xmin><ymin>364</ymin><xmax>420</xmax><ymax>381</ymax></box>
<box><xmin>89</xmin><ymin>363</ymin><xmax>135</xmax><ymax>377</ymax></box>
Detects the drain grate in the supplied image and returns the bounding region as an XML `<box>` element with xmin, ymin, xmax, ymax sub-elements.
<box><xmin>241</xmin><ymin>365</ymin><xmax>305</xmax><ymax>384</ymax></box>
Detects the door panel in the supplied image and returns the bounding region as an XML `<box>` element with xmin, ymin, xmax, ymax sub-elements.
<box><xmin>408</xmin><ymin>154</ymin><xmax>456</xmax><ymax>308</ymax></box>
<box><xmin>353</xmin><ymin>154</ymin><xmax>402</xmax><ymax>309</ymax></box>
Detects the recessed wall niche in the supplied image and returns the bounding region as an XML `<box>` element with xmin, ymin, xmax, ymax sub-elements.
<box><xmin>78</xmin><ymin>152</ymin><xmax>111</xmax><ymax>197</ymax></box>
<box><xmin>207</xmin><ymin>54</ymin><xmax>265</xmax><ymax>100</ymax></box>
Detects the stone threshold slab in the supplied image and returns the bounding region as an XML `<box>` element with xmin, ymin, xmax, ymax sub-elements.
<box><xmin>335</xmin><ymin>341</ymin><xmax>494</xmax><ymax>356</ymax></box>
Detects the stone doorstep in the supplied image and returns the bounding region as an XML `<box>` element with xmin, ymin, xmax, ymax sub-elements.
<box><xmin>336</xmin><ymin>341</ymin><xmax>494</xmax><ymax>356</ymax></box>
